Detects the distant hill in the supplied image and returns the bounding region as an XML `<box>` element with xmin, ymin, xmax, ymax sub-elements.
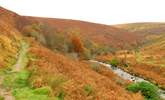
<box><xmin>115</xmin><ymin>22</ymin><xmax>165</xmax><ymax>79</ymax></box>
<box><xmin>12</xmin><ymin>16</ymin><xmax>141</xmax><ymax>50</ymax></box>
<box><xmin>115</xmin><ymin>22</ymin><xmax>165</xmax><ymax>35</ymax></box>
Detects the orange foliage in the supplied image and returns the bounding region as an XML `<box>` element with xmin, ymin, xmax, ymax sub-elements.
<box><xmin>27</xmin><ymin>39</ymin><xmax>144</xmax><ymax>100</ymax></box>
<box><xmin>97</xmin><ymin>54</ymin><xmax>165</xmax><ymax>89</ymax></box>
<box><xmin>127</xmin><ymin>64</ymin><xmax>165</xmax><ymax>89</ymax></box>
<box><xmin>71</xmin><ymin>35</ymin><xmax>85</xmax><ymax>54</ymax></box>
<box><xmin>96</xmin><ymin>54</ymin><xmax>113</xmax><ymax>62</ymax></box>
<box><xmin>0</xmin><ymin>7</ymin><xmax>144</xmax><ymax>100</ymax></box>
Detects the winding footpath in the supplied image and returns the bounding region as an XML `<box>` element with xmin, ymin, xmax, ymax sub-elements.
<box><xmin>0</xmin><ymin>41</ymin><xmax>29</xmax><ymax>100</ymax></box>
<box><xmin>90</xmin><ymin>60</ymin><xmax>165</xmax><ymax>100</ymax></box>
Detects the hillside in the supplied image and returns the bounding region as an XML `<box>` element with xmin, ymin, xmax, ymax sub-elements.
<box><xmin>9</xmin><ymin>11</ymin><xmax>144</xmax><ymax>59</ymax></box>
<box><xmin>25</xmin><ymin>17</ymin><xmax>140</xmax><ymax>47</ymax></box>
<box><xmin>0</xmin><ymin>6</ymin><xmax>146</xmax><ymax>100</ymax></box>
<box><xmin>115</xmin><ymin>22</ymin><xmax>165</xmax><ymax>66</ymax></box>
<box><xmin>108</xmin><ymin>23</ymin><xmax>165</xmax><ymax>89</ymax></box>
<box><xmin>115</xmin><ymin>23</ymin><xmax>165</xmax><ymax>35</ymax></box>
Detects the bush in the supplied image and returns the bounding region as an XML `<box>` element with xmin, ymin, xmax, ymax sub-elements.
<box><xmin>84</xmin><ymin>84</ymin><xmax>93</xmax><ymax>96</ymax></box>
<box><xmin>127</xmin><ymin>82</ymin><xmax>140</xmax><ymax>92</ymax></box>
<box><xmin>90</xmin><ymin>63</ymin><xmax>101</xmax><ymax>72</ymax></box>
<box><xmin>47</xmin><ymin>74</ymin><xmax>67</xmax><ymax>89</ymax></box>
<box><xmin>55</xmin><ymin>91</ymin><xmax>65</xmax><ymax>100</ymax></box>
<box><xmin>81</xmin><ymin>49</ymin><xmax>92</xmax><ymax>60</ymax></box>
<box><xmin>123</xmin><ymin>63</ymin><xmax>129</xmax><ymax>67</ymax></box>
<box><xmin>66</xmin><ymin>53</ymin><xmax>78</xmax><ymax>60</ymax></box>
<box><xmin>127</xmin><ymin>82</ymin><xmax>159</xmax><ymax>100</ymax></box>
<box><xmin>71</xmin><ymin>35</ymin><xmax>85</xmax><ymax>54</ymax></box>
<box><xmin>23</xmin><ymin>24</ymin><xmax>47</xmax><ymax>45</ymax></box>
<box><xmin>107</xmin><ymin>58</ymin><xmax>119</xmax><ymax>67</ymax></box>
<box><xmin>45</xmin><ymin>33</ymin><xmax>70</xmax><ymax>53</ymax></box>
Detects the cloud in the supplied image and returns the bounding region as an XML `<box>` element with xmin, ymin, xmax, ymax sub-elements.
<box><xmin>0</xmin><ymin>0</ymin><xmax>165</xmax><ymax>25</ymax></box>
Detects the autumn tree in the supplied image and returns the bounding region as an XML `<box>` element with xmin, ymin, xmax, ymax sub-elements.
<box><xmin>71</xmin><ymin>34</ymin><xmax>85</xmax><ymax>54</ymax></box>
<box><xmin>22</xmin><ymin>24</ymin><xmax>47</xmax><ymax>45</ymax></box>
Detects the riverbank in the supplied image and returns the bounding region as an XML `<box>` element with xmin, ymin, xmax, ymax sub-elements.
<box><xmin>90</xmin><ymin>60</ymin><xmax>165</xmax><ymax>100</ymax></box>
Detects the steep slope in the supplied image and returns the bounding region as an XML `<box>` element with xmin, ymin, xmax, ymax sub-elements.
<box><xmin>12</xmin><ymin>14</ymin><xmax>141</xmax><ymax>49</ymax></box>
<box><xmin>0</xmin><ymin>7</ymin><xmax>144</xmax><ymax>100</ymax></box>
<box><xmin>9</xmin><ymin>11</ymin><xmax>142</xmax><ymax>59</ymax></box>
<box><xmin>23</xmin><ymin>17</ymin><xmax>140</xmax><ymax>48</ymax></box>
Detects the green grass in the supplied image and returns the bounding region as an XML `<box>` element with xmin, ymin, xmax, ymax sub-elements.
<box><xmin>3</xmin><ymin>70</ymin><xmax>31</xmax><ymax>89</ymax></box>
<box><xmin>12</xmin><ymin>40</ymin><xmax>30</xmax><ymax>71</ymax></box>
<box><xmin>0</xmin><ymin>96</ymin><xmax>4</xmax><ymax>100</ymax></box>
<box><xmin>1</xmin><ymin>40</ymin><xmax>57</xmax><ymax>100</ymax></box>
<box><xmin>3</xmin><ymin>40</ymin><xmax>30</xmax><ymax>89</ymax></box>
<box><xmin>3</xmin><ymin>69</ymin><xmax>56</xmax><ymax>100</ymax></box>
<box><xmin>2</xmin><ymin>68</ymin><xmax>56</xmax><ymax>100</ymax></box>
<box><xmin>32</xmin><ymin>86</ymin><xmax>51</xmax><ymax>95</ymax></box>
<box><xmin>12</xmin><ymin>87</ymin><xmax>54</xmax><ymax>100</ymax></box>
<box><xmin>55</xmin><ymin>91</ymin><xmax>65</xmax><ymax>100</ymax></box>
<box><xmin>106</xmin><ymin>58</ymin><xmax>119</xmax><ymax>67</ymax></box>
<box><xmin>84</xmin><ymin>84</ymin><xmax>93</xmax><ymax>96</ymax></box>
<box><xmin>127</xmin><ymin>81</ymin><xmax>160</xmax><ymax>100</ymax></box>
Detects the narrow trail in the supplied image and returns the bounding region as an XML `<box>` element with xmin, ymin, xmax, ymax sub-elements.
<box><xmin>0</xmin><ymin>41</ymin><xmax>29</xmax><ymax>100</ymax></box>
<box><xmin>12</xmin><ymin>41</ymin><xmax>29</xmax><ymax>72</ymax></box>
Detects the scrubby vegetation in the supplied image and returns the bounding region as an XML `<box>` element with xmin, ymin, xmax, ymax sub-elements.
<box><xmin>3</xmin><ymin>7</ymin><xmax>165</xmax><ymax>100</ymax></box>
<box><xmin>0</xmin><ymin>35</ymin><xmax>19</xmax><ymax>67</ymax></box>
<box><xmin>22</xmin><ymin>23</ymin><xmax>118</xmax><ymax>60</ymax></box>
<box><xmin>106</xmin><ymin>58</ymin><xmax>120</xmax><ymax>67</ymax></box>
<box><xmin>12</xmin><ymin>87</ymin><xmax>53</xmax><ymax>100</ymax></box>
<box><xmin>90</xmin><ymin>63</ymin><xmax>101</xmax><ymax>72</ymax></box>
<box><xmin>0</xmin><ymin>40</ymin><xmax>56</xmax><ymax>100</ymax></box>
<box><xmin>127</xmin><ymin>82</ymin><xmax>160</xmax><ymax>100</ymax></box>
<box><xmin>98</xmin><ymin>47</ymin><xmax>165</xmax><ymax>89</ymax></box>
<box><xmin>84</xmin><ymin>84</ymin><xmax>94</xmax><ymax>96</ymax></box>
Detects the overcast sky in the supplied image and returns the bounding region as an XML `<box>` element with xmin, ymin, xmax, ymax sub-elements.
<box><xmin>0</xmin><ymin>0</ymin><xmax>165</xmax><ymax>25</ymax></box>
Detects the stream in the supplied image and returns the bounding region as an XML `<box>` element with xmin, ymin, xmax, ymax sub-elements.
<box><xmin>89</xmin><ymin>60</ymin><xmax>165</xmax><ymax>100</ymax></box>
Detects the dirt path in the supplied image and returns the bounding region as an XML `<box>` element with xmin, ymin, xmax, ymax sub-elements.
<box><xmin>0</xmin><ymin>41</ymin><xmax>29</xmax><ymax>100</ymax></box>
<box><xmin>12</xmin><ymin>41</ymin><xmax>29</xmax><ymax>72</ymax></box>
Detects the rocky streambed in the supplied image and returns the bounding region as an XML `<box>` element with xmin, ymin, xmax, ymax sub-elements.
<box><xmin>89</xmin><ymin>60</ymin><xmax>165</xmax><ymax>99</ymax></box>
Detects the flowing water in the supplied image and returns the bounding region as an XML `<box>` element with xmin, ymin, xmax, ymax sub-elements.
<box><xmin>89</xmin><ymin>60</ymin><xmax>165</xmax><ymax>99</ymax></box>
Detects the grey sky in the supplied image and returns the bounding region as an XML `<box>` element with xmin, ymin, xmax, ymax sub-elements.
<box><xmin>0</xmin><ymin>0</ymin><xmax>165</xmax><ymax>25</ymax></box>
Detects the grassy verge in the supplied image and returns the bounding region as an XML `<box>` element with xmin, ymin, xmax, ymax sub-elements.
<box><xmin>1</xmin><ymin>40</ymin><xmax>59</xmax><ymax>100</ymax></box>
